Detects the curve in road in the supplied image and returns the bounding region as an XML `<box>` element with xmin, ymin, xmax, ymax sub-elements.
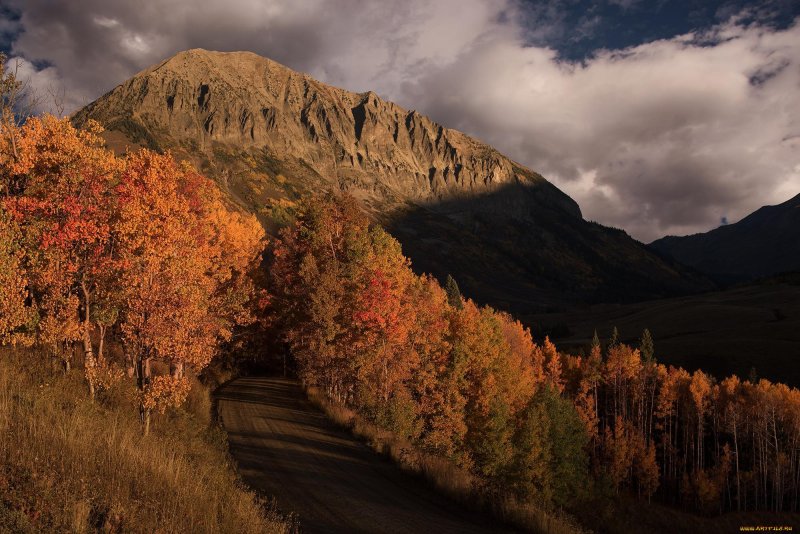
<box><xmin>216</xmin><ymin>376</ymin><xmax>515</xmax><ymax>534</ymax></box>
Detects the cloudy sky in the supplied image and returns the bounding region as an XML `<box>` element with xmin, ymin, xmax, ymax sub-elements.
<box><xmin>2</xmin><ymin>0</ymin><xmax>799</xmax><ymax>242</ymax></box>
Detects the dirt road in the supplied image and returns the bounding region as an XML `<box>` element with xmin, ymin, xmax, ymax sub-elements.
<box><xmin>216</xmin><ymin>377</ymin><xmax>514</xmax><ymax>534</ymax></box>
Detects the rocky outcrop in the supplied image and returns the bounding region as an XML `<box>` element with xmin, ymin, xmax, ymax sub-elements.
<box><xmin>74</xmin><ymin>49</ymin><xmax>579</xmax><ymax>218</ymax></box>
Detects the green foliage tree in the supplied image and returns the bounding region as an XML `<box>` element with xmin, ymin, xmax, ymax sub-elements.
<box><xmin>445</xmin><ymin>274</ymin><xmax>464</xmax><ymax>310</ymax></box>
<box><xmin>609</xmin><ymin>326</ymin><xmax>619</xmax><ymax>348</ymax></box>
<box><xmin>640</xmin><ymin>328</ymin><xmax>655</xmax><ymax>363</ymax></box>
<box><xmin>537</xmin><ymin>384</ymin><xmax>590</xmax><ymax>506</ymax></box>
<box><xmin>511</xmin><ymin>398</ymin><xmax>553</xmax><ymax>502</ymax></box>
<box><xmin>511</xmin><ymin>384</ymin><xmax>590</xmax><ymax>507</ymax></box>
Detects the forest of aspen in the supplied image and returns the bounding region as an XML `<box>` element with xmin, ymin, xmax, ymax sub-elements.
<box><xmin>2</xmin><ymin>81</ymin><xmax>800</xmax><ymax>529</ymax></box>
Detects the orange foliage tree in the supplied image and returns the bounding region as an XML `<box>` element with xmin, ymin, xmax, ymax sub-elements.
<box><xmin>269</xmin><ymin>195</ymin><xmax>800</xmax><ymax>514</ymax></box>
<box><xmin>0</xmin><ymin>109</ymin><xmax>265</xmax><ymax>435</ymax></box>
<box><xmin>2</xmin><ymin>116</ymin><xmax>119</xmax><ymax>384</ymax></box>
<box><xmin>0</xmin><ymin>207</ymin><xmax>34</xmax><ymax>345</ymax></box>
<box><xmin>116</xmin><ymin>150</ymin><xmax>263</xmax><ymax>433</ymax></box>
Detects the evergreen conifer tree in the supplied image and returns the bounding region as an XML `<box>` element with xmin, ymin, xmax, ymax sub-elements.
<box><xmin>609</xmin><ymin>326</ymin><xmax>619</xmax><ymax>348</ymax></box>
<box><xmin>640</xmin><ymin>328</ymin><xmax>655</xmax><ymax>363</ymax></box>
<box><xmin>445</xmin><ymin>274</ymin><xmax>464</xmax><ymax>310</ymax></box>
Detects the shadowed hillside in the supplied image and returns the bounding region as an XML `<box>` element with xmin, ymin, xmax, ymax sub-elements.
<box><xmin>386</xmin><ymin>184</ymin><xmax>711</xmax><ymax>314</ymax></box>
<box><xmin>651</xmin><ymin>193</ymin><xmax>800</xmax><ymax>283</ymax></box>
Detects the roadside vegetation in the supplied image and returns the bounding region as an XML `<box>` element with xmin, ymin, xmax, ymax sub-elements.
<box><xmin>305</xmin><ymin>385</ymin><xmax>585</xmax><ymax>534</ymax></box>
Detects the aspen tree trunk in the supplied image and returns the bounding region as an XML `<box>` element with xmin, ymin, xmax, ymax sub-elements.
<box><xmin>144</xmin><ymin>408</ymin><xmax>151</xmax><ymax>436</ymax></box>
<box><xmin>763</xmin><ymin>418</ymin><xmax>769</xmax><ymax>509</ymax></box>
<box><xmin>55</xmin><ymin>343</ymin><xmax>70</xmax><ymax>373</ymax></box>
<box><xmin>125</xmin><ymin>347</ymin><xmax>135</xmax><ymax>378</ymax></box>
<box><xmin>772</xmin><ymin>408</ymin><xmax>781</xmax><ymax>512</ymax></box>
<box><xmin>143</xmin><ymin>361</ymin><xmax>152</xmax><ymax>435</ymax></box>
<box><xmin>753</xmin><ymin>429</ymin><xmax>759</xmax><ymax>509</ymax></box>
<box><xmin>734</xmin><ymin>418</ymin><xmax>741</xmax><ymax>511</ymax></box>
<box><xmin>170</xmin><ymin>361</ymin><xmax>185</xmax><ymax>379</ymax></box>
<box><xmin>97</xmin><ymin>324</ymin><xmax>106</xmax><ymax>362</ymax></box>
<box><xmin>138</xmin><ymin>355</ymin><xmax>152</xmax><ymax>435</ymax></box>
<box><xmin>80</xmin><ymin>281</ymin><xmax>96</xmax><ymax>400</ymax></box>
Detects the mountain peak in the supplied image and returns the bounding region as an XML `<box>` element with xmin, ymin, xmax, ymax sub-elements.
<box><xmin>142</xmin><ymin>48</ymin><xmax>300</xmax><ymax>94</ymax></box>
<box><xmin>75</xmin><ymin>48</ymin><xmax>580</xmax><ymax>217</ymax></box>
<box><xmin>160</xmin><ymin>48</ymin><xmax>288</xmax><ymax>69</ymax></box>
<box><xmin>73</xmin><ymin>48</ymin><xmax>714</xmax><ymax>309</ymax></box>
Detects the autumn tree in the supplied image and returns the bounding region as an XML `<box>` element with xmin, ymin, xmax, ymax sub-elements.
<box><xmin>635</xmin><ymin>439</ymin><xmax>660</xmax><ymax>501</ymax></box>
<box><xmin>410</xmin><ymin>275</ymin><xmax>465</xmax><ymax>457</ymax></box>
<box><xmin>604</xmin><ymin>343</ymin><xmax>642</xmax><ymax>421</ymax></box>
<box><xmin>2</xmin><ymin>116</ymin><xmax>121</xmax><ymax>385</ymax></box>
<box><xmin>719</xmin><ymin>375</ymin><xmax>743</xmax><ymax>510</ymax></box>
<box><xmin>116</xmin><ymin>150</ymin><xmax>263</xmax><ymax>433</ymax></box>
<box><xmin>271</xmin><ymin>193</ymin><xmax>368</xmax><ymax>401</ymax></box>
<box><xmin>542</xmin><ymin>336</ymin><xmax>564</xmax><ymax>393</ymax></box>
<box><xmin>267</xmin><ymin>193</ymin><xmax>800</xmax><ymax>516</ymax></box>
<box><xmin>273</xmin><ymin>193</ymin><xmax>426</xmax><ymax>438</ymax></box>
<box><xmin>349</xmin><ymin>225</ymin><xmax>420</xmax><ymax>435</ymax></box>
<box><xmin>574</xmin><ymin>342</ymin><xmax>602</xmax><ymax>452</ymax></box>
<box><xmin>689</xmin><ymin>370</ymin><xmax>712</xmax><ymax>472</ymax></box>
<box><xmin>1</xmin><ymin>52</ymin><xmax>39</xmax><ymax>192</ymax></box>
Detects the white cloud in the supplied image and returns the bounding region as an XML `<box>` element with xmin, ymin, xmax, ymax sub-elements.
<box><xmin>4</xmin><ymin>0</ymin><xmax>799</xmax><ymax>241</ymax></box>
<box><xmin>92</xmin><ymin>16</ymin><xmax>119</xmax><ymax>29</ymax></box>
<box><xmin>3</xmin><ymin>56</ymin><xmax>78</xmax><ymax>116</ymax></box>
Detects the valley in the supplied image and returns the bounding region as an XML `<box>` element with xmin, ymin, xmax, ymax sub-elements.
<box><xmin>527</xmin><ymin>278</ymin><xmax>800</xmax><ymax>387</ymax></box>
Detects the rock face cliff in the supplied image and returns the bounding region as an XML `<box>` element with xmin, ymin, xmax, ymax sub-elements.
<box><xmin>74</xmin><ymin>49</ymin><xmax>578</xmax><ymax>216</ymax></box>
<box><xmin>74</xmin><ymin>49</ymin><xmax>712</xmax><ymax>311</ymax></box>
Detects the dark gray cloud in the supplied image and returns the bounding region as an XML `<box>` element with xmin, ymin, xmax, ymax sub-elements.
<box><xmin>4</xmin><ymin>0</ymin><xmax>799</xmax><ymax>242</ymax></box>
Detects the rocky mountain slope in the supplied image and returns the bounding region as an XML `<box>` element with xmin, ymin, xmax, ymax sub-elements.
<box><xmin>651</xmin><ymin>193</ymin><xmax>800</xmax><ymax>283</ymax></box>
<box><xmin>73</xmin><ymin>49</ymin><xmax>712</xmax><ymax>312</ymax></box>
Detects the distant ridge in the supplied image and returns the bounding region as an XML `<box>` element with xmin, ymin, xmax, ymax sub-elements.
<box><xmin>651</xmin><ymin>193</ymin><xmax>800</xmax><ymax>283</ymax></box>
<box><xmin>73</xmin><ymin>48</ymin><xmax>713</xmax><ymax>311</ymax></box>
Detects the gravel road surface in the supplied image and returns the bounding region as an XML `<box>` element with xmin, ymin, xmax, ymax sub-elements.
<box><xmin>216</xmin><ymin>376</ymin><xmax>515</xmax><ymax>534</ymax></box>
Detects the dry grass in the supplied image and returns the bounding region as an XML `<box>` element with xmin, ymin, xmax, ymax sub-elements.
<box><xmin>305</xmin><ymin>386</ymin><xmax>585</xmax><ymax>534</ymax></box>
<box><xmin>0</xmin><ymin>347</ymin><xmax>289</xmax><ymax>534</ymax></box>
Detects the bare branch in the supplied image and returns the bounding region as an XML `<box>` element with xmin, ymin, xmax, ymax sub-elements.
<box><xmin>47</xmin><ymin>83</ymin><xmax>66</xmax><ymax>118</ymax></box>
